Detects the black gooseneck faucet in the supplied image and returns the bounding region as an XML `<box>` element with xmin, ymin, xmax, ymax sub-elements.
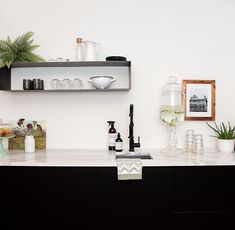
<box><xmin>129</xmin><ymin>104</ymin><xmax>141</xmax><ymax>152</ymax></box>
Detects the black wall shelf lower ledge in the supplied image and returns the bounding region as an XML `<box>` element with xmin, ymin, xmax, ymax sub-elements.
<box><xmin>9</xmin><ymin>88</ymin><xmax>130</xmax><ymax>92</ymax></box>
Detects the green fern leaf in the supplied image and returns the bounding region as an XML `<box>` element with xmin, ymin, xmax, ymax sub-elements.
<box><xmin>0</xmin><ymin>31</ymin><xmax>44</xmax><ymax>68</ymax></box>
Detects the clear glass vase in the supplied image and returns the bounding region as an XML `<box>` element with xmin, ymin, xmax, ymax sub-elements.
<box><xmin>161</xmin><ymin>126</ymin><xmax>182</xmax><ymax>155</ymax></box>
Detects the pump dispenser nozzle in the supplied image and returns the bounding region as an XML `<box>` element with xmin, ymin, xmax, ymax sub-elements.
<box><xmin>107</xmin><ymin>121</ymin><xmax>115</xmax><ymax>127</ymax></box>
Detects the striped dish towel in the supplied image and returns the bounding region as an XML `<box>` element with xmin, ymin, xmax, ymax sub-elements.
<box><xmin>116</xmin><ymin>158</ymin><xmax>142</xmax><ymax>180</ymax></box>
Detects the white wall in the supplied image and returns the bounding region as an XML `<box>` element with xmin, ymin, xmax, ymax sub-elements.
<box><xmin>1</xmin><ymin>0</ymin><xmax>235</xmax><ymax>149</ymax></box>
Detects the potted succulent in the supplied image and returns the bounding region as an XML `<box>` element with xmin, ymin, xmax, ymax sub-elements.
<box><xmin>0</xmin><ymin>31</ymin><xmax>44</xmax><ymax>68</ymax></box>
<box><xmin>207</xmin><ymin>122</ymin><xmax>235</xmax><ymax>153</ymax></box>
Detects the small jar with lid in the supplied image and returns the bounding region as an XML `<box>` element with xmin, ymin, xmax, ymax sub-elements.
<box><xmin>0</xmin><ymin>120</ymin><xmax>14</xmax><ymax>156</ymax></box>
<box><xmin>0</xmin><ymin>119</ymin><xmax>13</xmax><ymax>137</ymax></box>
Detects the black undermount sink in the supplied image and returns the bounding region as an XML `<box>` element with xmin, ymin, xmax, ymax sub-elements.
<box><xmin>115</xmin><ymin>152</ymin><xmax>153</xmax><ymax>160</ymax></box>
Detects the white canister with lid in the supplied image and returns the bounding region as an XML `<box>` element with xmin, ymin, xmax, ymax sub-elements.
<box><xmin>25</xmin><ymin>135</ymin><xmax>35</xmax><ymax>153</ymax></box>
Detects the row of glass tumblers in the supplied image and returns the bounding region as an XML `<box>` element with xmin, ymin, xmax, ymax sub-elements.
<box><xmin>51</xmin><ymin>78</ymin><xmax>83</xmax><ymax>89</ymax></box>
<box><xmin>185</xmin><ymin>129</ymin><xmax>204</xmax><ymax>154</ymax></box>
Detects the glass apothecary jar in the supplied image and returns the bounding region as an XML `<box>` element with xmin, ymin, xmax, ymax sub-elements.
<box><xmin>160</xmin><ymin>76</ymin><xmax>184</xmax><ymax>155</ymax></box>
<box><xmin>0</xmin><ymin>119</ymin><xmax>14</xmax><ymax>156</ymax></box>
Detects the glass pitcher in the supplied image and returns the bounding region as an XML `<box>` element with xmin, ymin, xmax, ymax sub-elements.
<box><xmin>83</xmin><ymin>41</ymin><xmax>101</xmax><ymax>61</ymax></box>
<box><xmin>160</xmin><ymin>76</ymin><xmax>184</xmax><ymax>155</ymax></box>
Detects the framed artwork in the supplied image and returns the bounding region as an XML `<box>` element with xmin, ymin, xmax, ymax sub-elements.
<box><xmin>182</xmin><ymin>80</ymin><xmax>216</xmax><ymax>121</ymax></box>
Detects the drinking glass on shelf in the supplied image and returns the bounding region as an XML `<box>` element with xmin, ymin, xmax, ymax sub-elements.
<box><xmin>57</xmin><ymin>80</ymin><xmax>63</xmax><ymax>89</ymax></box>
<box><xmin>51</xmin><ymin>79</ymin><xmax>62</xmax><ymax>89</ymax></box>
<box><xmin>51</xmin><ymin>79</ymin><xmax>58</xmax><ymax>89</ymax></box>
<box><xmin>62</xmin><ymin>79</ymin><xmax>72</xmax><ymax>89</ymax></box>
<box><xmin>72</xmin><ymin>78</ymin><xmax>83</xmax><ymax>89</ymax></box>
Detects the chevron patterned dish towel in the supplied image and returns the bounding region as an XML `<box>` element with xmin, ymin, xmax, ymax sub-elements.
<box><xmin>116</xmin><ymin>159</ymin><xmax>142</xmax><ymax>180</ymax></box>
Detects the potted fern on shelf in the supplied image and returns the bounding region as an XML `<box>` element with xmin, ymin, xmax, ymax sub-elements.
<box><xmin>207</xmin><ymin>122</ymin><xmax>235</xmax><ymax>153</ymax></box>
<box><xmin>0</xmin><ymin>31</ymin><xmax>44</xmax><ymax>68</ymax></box>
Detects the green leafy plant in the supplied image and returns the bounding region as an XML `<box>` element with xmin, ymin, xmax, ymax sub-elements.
<box><xmin>0</xmin><ymin>31</ymin><xmax>44</xmax><ymax>68</ymax></box>
<box><xmin>206</xmin><ymin>122</ymin><xmax>235</xmax><ymax>140</ymax></box>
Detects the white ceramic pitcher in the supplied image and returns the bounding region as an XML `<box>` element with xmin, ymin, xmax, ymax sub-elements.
<box><xmin>83</xmin><ymin>41</ymin><xmax>100</xmax><ymax>61</ymax></box>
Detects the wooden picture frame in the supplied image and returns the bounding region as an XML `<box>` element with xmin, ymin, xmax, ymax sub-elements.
<box><xmin>182</xmin><ymin>80</ymin><xmax>216</xmax><ymax>121</ymax></box>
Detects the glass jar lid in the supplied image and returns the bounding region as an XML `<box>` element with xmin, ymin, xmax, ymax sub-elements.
<box><xmin>0</xmin><ymin>119</ymin><xmax>11</xmax><ymax>127</ymax></box>
<box><xmin>162</xmin><ymin>76</ymin><xmax>182</xmax><ymax>94</ymax></box>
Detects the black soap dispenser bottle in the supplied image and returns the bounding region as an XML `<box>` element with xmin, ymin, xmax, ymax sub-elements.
<box><xmin>107</xmin><ymin>121</ymin><xmax>117</xmax><ymax>151</ymax></box>
<box><xmin>115</xmin><ymin>133</ymin><xmax>123</xmax><ymax>152</ymax></box>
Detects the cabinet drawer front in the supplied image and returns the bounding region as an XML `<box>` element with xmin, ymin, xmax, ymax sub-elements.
<box><xmin>173</xmin><ymin>212</ymin><xmax>235</xmax><ymax>230</ymax></box>
<box><xmin>174</xmin><ymin>166</ymin><xmax>235</xmax><ymax>212</ymax></box>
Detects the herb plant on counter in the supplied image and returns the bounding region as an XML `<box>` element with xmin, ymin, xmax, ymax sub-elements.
<box><xmin>206</xmin><ymin>122</ymin><xmax>235</xmax><ymax>140</ymax></box>
<box><xmin>207</xmin><ymin>121</ymin><xmax>235</xmax><ymax>153</ymax></box>
<box><xmin>0</xmin><ymin>32</ymin><xmax>44</xmax><ymax>68</ymax></box>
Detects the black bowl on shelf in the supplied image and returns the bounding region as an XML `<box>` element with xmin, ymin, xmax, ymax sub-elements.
<box><xmin>106</xmin><ymin>56</ymin><xmax>127</xmax><ymax>61</ymax></box>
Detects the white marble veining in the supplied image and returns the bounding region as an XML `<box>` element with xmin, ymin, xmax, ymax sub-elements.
<box><xmin>0</xmin><ymin>149</ymin><xmax>235</xmax><ymax>167</ymax></box>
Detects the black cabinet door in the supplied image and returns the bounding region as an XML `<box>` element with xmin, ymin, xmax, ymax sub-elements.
<box><xmin>174</xmin><ymin>166</ymin><xmax>235</xmax><ymax>212</ymax></box>
<box><xmin>23</xmin><ymin>167</ymin><xmax>98</xmax><ymax>230</ymax></box>
<box><xmin>173</xmin><ymin>212</ymin><xmax>235</xmax><ymax>230</ymax></box>
<box><xmin>0</xmin><ymin>166</ymin><xmax>24</xmax><ymax>230</ymax></box>
<box><xmin>97</xmin><ymin>167</ymin><xmax>173</xmax><ymax>230</ymax></box>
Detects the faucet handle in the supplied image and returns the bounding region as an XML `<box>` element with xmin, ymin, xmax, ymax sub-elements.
<box><xmin>134</xmin><ymin>136</ymin><xmax>141</xmax><ymax>148</ymax></box>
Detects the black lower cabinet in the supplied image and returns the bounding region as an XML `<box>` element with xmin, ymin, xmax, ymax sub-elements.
<box><xmin>173</xmin><ymin>166</ymin><xmax>235</xmax><ymax>230</ymax></box>
<box><xmin>22</xmin><ymin>167</ymin><xmax>173</xmax><ymax>230</ymax></box>
<box><xmin>0</xmin><ymin>167</ymin><xmax>24</xmax><ymax>230</ymax></box>
<box><xmin>2</xmin><ymin>166</ymin><xmax>235</xmax><ymax>229</ymax></box>
<box><xmin>23</xmin><ymin>167</ymin><xmax>98</xmax><ymax>230</ymax></box>
<box><xmin>97</xmin><ymin>167</ymin><xmax>173</xmax><ymax>230</ymax></box>
<box><xmin>174</xmin><ymin>166</ymin><xmax>235</xmax><ymax>212</ymax></box>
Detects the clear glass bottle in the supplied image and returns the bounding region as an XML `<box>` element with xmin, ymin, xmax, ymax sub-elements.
<box><xmin>76</xmin><ymin>37</ymin><xmax>83</xmax><ymax>61</ymax></box>
<box><xmin>160</xmin><ymin>76</ymin><xmax>184</xmax><ymax>155</ymax></box>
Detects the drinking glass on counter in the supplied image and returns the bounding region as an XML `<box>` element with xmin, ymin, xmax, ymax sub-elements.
<box><xmin>185</xmin><ymin>129</ymin><xmax>195</xmax><ymax>153</ymax></box>
<box><xmin>193</xmin><ymin>134</ymin><xmax>204</xmax><ymax>155</ymax></box>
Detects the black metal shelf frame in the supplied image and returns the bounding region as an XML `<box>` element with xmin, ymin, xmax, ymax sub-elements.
<box><xmin>0</xmin><ymin>61</ymin><xmax>131</xmax><ymax>91</ymax></box>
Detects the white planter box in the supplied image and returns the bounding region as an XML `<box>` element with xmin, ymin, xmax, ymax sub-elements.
<box><xmin>217</xmin><ymin>139</ymin><xmax>235</xmax><ymax>153</ymax></box>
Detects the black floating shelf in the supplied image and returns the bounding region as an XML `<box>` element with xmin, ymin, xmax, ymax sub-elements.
<box><xmin>0</xmin><ymin>61</ymin><xmax>131</xmax><ymax>91</ymax></box>
<box><xmin>10</xmin><ymin>89</ymin><xmax>130</xmax><ymax>92</ymax></box>
<box><xmin>11</xmin><ymin>61</ymin><xmax>131</xmax><ymax>68</ymax></box>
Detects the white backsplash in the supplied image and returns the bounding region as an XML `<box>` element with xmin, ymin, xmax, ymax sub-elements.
<box><xmin>0</xmin><ymin>0</ymin><xmax>234</xmax><ymax>149</ymax></box>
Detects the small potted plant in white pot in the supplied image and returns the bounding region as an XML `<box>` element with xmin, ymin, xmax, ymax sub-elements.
<box><xmin>207</xmin><ymin>122</ymin><xmax>235</xmax><ymax>153</ymax></box>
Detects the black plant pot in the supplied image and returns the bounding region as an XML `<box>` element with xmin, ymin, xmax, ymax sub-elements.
<box><xmin>0</xmin><ymin>67</ymin><xmax>11</xmax><ymax>90</ymax></box>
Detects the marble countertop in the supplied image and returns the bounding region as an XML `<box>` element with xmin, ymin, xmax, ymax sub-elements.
<box><xmin>0</xmin><ymin>149</ymin><xmax>235</xmax><ymax>167</ymax></box>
